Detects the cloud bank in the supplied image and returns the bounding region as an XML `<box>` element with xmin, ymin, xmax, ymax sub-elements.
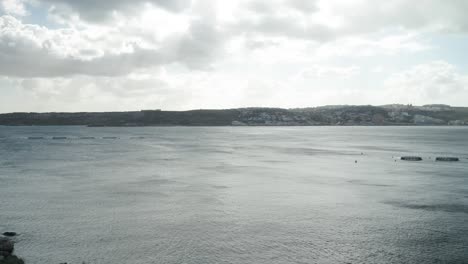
<box><xmin>1</xmin><ymin>0</ymin><xmax>468</xmax><ymax>112</ymax></box>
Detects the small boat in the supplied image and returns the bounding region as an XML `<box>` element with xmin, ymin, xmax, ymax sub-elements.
<box><xmin>52</xmin><ymin>137</ymin><xmax>67</xmax><ymax>140</ymax></box>
<box><xmin>28</xmin><ymin>137</ymin><xmax>44</xmax><ymax>140</ymax></box>
<box><xmin>400</xmin><ymin>156</ymin><xmax>423</xmax><ymax>161</ymax></box>
<box><xmin>102</xmin><ymin>137</ymin><xmax>118</xmax><ymax>139</ymax></box>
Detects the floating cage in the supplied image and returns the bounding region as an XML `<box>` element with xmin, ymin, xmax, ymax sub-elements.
<box><xmin>400</xmin><ymin>156</ymin><xmax>423</xmax><ymax>161</ymax></box>
<box><xmin>435</xmin><ymin>157</ymin><xmax>459</xmax><ymax>162</ymax></box>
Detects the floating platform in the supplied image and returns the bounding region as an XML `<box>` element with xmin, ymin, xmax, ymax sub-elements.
<box><xmin>401</xmin><ymin>156</ymin><xmax>423</xmax><ymax>161</ymax></box>
<box><xmin>435</xmin><ymin>157</ymin><xmax>459</xmax><ymax>162</ymax></box>
<box><xmin>27</xmin><ymin>137</ymin><xmax>44</xmax><ymax>140</ymax></box>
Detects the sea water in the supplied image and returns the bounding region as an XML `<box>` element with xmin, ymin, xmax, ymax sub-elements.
<box><xmin>0</xmin><ymin>126</ymin><xmax>467</xmax><ymax>264</ymax></box>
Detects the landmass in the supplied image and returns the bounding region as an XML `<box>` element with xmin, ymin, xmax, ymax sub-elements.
<box><xmin>1</xmin><ymin>104</ymin><xmax>467</xmax><ymax>126</ymax></box>
<box><xmin>0</xmin><ymin>235</ymin><xmax>24</xmax><ymax>264</ymax></box>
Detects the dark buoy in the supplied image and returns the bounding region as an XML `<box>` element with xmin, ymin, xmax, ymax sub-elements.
<box><xmin>401</xmin><ymin>156</ymin><xmax>422</xmax><ymax>161</ymax></box>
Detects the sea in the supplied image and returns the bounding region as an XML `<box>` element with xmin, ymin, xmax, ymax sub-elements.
<box><xmin>0</xmin><ymin>126</ymin><xmax>467</xmax><ymax>264</ymax></box>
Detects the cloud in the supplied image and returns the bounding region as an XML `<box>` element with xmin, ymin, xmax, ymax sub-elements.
<box><xmin>384</xmin><ymin>61</ymin><xmax>468</xmax><ymax>105</ymax></box>
<box><xmin>20</xmin><ymin>75</ymin><xmax>167</xmax><ymax>98</ymax></box>
<box><xmin>11</xmin><ymin>74</ymin><xmax>193</xmax><ymax>111</ymax></box>
<box><xmin>174</xmin><ymin>19</ymin><xmax>224</xmax><ymax>69</ymax></box>
<box><xmin>2</xmin><ymin>0</ymin><xmax>468</xmax><ymax>112</ymax></box>
<box><xmin>0</xmin><ymin>0</ymin><xmax>27</xmax><ymax>16</ymax></box>
<box><xmin>232</xmin><ymin>15</ymin><xmax>334</xmax><ymax>42</ymax></box>
<box><xmin>329</xmin><ymin>0</ymin><xmax>468</xmax><ymax>34</ymax></box>
<box><xmin>226</xmin><ymin>0</ymin><xmax>468</xmax><ymax>44</ymax></box>
<box><xmin>288</xmin><ymin>0</ymin><xmax>318</xmax><ymax>13</ymax></box>
<box><xmin>0</xmin><ymin>15</ymin><xmax>223</xmax><ymax>77</ymax></box>
<box><xmin>229</xmin><ymin>0</ymin><xmax>335</xmax><ymax>42</ymax></box>
<box><xmin>298</xmin><ymin>65</ymin><xmax>360</xmax><ymax>79</ymax></box>
<box><xmin>315</xmin><ymin>33</ymin><xmax>431</xmax><ymax>58</ymax></box>
<box><xmin>38</xmin><ymin>0</ymin><xmax>192</xmax><ymax>22</ymax></box>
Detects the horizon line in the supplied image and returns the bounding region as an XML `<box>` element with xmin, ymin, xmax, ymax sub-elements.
<box><xmin>0</xmin><ymin>103</ymin><xmax>466</xmax><ymax>114</ymax></box>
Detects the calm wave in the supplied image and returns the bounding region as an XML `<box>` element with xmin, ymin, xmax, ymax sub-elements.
<box><xmin>1</xmin><ymin>126</ymin><xmax>467</xmax><ymax>264</ymax></box>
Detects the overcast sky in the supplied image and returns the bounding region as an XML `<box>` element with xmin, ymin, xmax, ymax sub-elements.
<box><xmin>1</xmin><ymin>0</ymin><xmax>468</xmax><ymax>112</ymax></box>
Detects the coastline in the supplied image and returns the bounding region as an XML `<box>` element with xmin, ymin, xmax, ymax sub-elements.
<box><xmin>1</xmin><ymin>105</ymin><xmax>467</xmax><ymax>127</ymax></box>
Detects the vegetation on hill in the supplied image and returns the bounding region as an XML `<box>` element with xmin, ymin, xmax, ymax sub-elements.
<box><xmin>0</xmin><ymin>105</ymin><xmax>467</xmax><ymax>126</ymax></box>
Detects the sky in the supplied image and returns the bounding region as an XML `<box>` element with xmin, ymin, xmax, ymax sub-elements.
<box><xmin>1</xmin><ymin>0</ymin><xmax>468</xmax><ymax>112</ymax></box>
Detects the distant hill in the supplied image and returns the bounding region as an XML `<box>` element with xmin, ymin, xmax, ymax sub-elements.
<box><xmin>1</xmin><ymin>105</ymin><xmax>468</xmax><ymax>126</ymax></box>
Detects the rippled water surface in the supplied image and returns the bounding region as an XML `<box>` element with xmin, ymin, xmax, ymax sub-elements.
<box><xmin>1</xmin><ymin>126</ymin><xmax>467</xmax><ymax>264</ymax></box>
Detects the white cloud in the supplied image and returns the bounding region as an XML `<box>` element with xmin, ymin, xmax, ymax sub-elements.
<box><xmin>0</xmin><ymin>15</ymin><xmax>224</xmax><ymax>77</ymax></box>
<box><xmin>225</xmin><ymin>0</ymin><xmax>468</xmax><ymax>44</ymax></box>
<box><xmin>9</xmin><ymin>74</ymin><xmax>190</xmax><ymax>111</ymax></box>
<box><xmin>1</xmin><ymin>0</ymin><xmax>27</xmax><ymax>16</ymax></box>
<box><xmin>322</xmin><ymin>0</ymin><xmax>468</xmax><ymax>34</ymax></box>
<box><xmin>38</xmin><ymin>0</ymin><xmax>192</xmax><ymax>22</ymax></box>
<box><xmin>1</xmin><ymin>0</ymin><xmax>468</xmax><ymax>112</ymax></box>
<box><xmin>298</xmin><ymin>65</ymin><xmax>360</xmax><ymax>79</ymax></box>
<box><xmin>384</xmin><ymin>61</ymin><xmax>468</xmax><ymax>105</ymax></box>
<box><xmin>314</xmin><ymin>32</ymin><xmax>431</xmax><ymax>59</ymax></box>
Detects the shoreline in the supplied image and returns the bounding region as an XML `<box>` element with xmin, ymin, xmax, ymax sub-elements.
<box><xmin>1</xmin><ymin>105</ymin><xmax>467</xmax><ymax>127</ymax></box>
